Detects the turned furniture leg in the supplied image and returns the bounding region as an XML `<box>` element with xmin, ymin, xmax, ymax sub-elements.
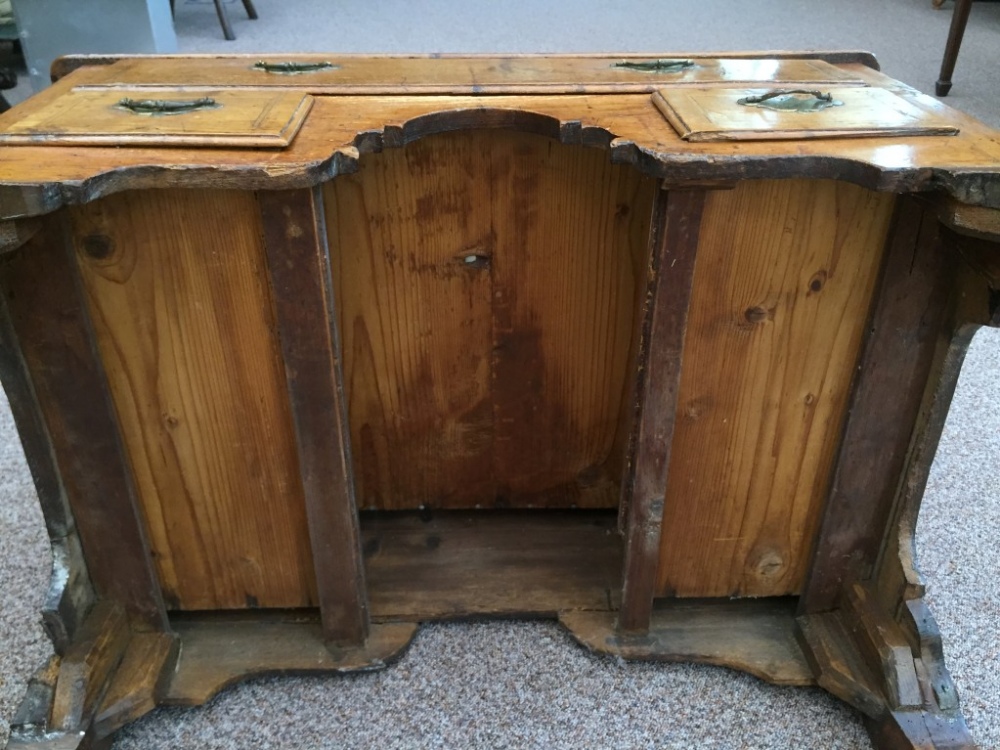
<box><xmin>936</xmin><ymin>0</ymin><xmax>974</xmax><ymax>96</ymax></box>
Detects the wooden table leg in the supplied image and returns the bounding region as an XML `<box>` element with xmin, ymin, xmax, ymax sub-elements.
<box><xmin>936</xmin><ymin>0</ymin><xmax>974</xmax><ymax>96</ymax></box>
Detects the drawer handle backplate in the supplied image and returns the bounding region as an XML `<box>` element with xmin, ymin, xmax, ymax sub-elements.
<box><xmin>737</xmin><ymin>89</ymin><xmax>844</xmax><ymax>112</ymax></box>
<box><xmin>613</xmin><ymin>58</ymin><xmax>696</xmax><ymax>73</ymax></box>
<box><xmin>116</xmin><ymin>97</ymin><xmax>220</xmax><ymax>115</ymax></box>
<box><xmin>253</xmin><ymin>60</ymin><xmax>337</xmax><ymax>75</ymax></box>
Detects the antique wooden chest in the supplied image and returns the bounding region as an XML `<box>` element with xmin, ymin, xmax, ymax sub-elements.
<box><xmin>1</xmin><ymin>52</ymin><xmax>998</xmax><ymax>749</ymax></box>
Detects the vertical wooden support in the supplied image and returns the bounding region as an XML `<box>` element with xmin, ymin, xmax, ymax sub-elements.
<box><xmin>800</xmin><ymin>198</ymin><xmax>956</xmax><ymax>614</ymax></box>
<box><xmin>618</xmin><ymin>188</ymin><xmax>704</xmax><ymax>632</ymax></box>
<box><xmin>0</xmin><ymin>261</ymin><xmax>96</xmax><ymax>655</ymax></box>
<box><xmin>258</xmin><ymin>186</ymin><xmax>370</xmax><ymax>646</ymax></box>
<box><xmin>0</xmin><ymin>215</ymin><xmax>167</xmax><ymax>631</ymax></box>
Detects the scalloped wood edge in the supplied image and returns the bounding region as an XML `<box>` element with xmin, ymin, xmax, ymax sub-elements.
<box><xmin>560</xmin><ymin>599</ymin><xmax>815</xmax><ymax>686</ymax></box>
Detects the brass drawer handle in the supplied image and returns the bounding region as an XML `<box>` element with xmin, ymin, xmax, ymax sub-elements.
<box><xmin>117</xmin><ymin>97</ymin><xmax>219</xmax><ymax>115</ymax></box>
<box><xmin>613</xmin><ymin>59</ymin><xmax>695</xmax><ymax>73</ymax></box>
<box><xmin>253</xmin><ymin>60</ymin><xmax>337</xmax><ymax>74</ymax></box>
<box><xmin>737</xmin><ymin>89</ymin><xmax>844</xmax><ymax>112</ymax></box>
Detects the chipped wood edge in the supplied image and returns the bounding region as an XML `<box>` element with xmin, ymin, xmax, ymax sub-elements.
<box><xmin>0</xmin><ymin>219</ymin><xmax>169</xmax><ymax>629</ymax></box>
<box><xmin>797</xmin><ymin>231</ymin><xmax>996</xmax><ymax>749</ymax></box>
<box><xmin>618</xmin><ymin>188</ymin><xmax>704</xmax><ymax>632</ymax></box>
<box><xmin>0</xmin><ymin>217</ymin><xmax>41</xmax><ymax>255</ymax></box>
<box><xmin>91</xmin><ymin>632</ymin><xmax>180</xmax><ymax>740</ymax></box>
<box><xmin>3</xmin><ymin>105</ymin><xmax>1000</xmax><ymax>222</ymax></box>
<box><xmin>562</xmin><ymin>603</ymin><xmax>815</xmax><ymax>687</ymax></box>
<box><xmin>50</xmin><ymin>603</ymin><xmax>130</xmax><ymax>732</ymax></box>
<box><xmin>258</xmin><ymin>186</ymin><xmax>369</xmax><ymax>646</ymax></box>
<box><xmin>41</xmin><ymin>534</ymin><xmax>97</xmax><ymax>657</ymax></box>
<box><xmin>0</xmin><ymin>256</ymin><xmax>96</xmax><ymax>655</ymax></box>
<box><xmin>162</xmin><ymin>620</ymin><xmax>418</xmax><ymax>707</ymax></box>
<box><xmin>927</xmin><ymin>195</ymin><xmax>1000</xmax><ymax>243</ymax></box>
<box><xmin>800</xmin><ymin>198</ymin><xmax>955</xmax><ymax>614</ymax></box>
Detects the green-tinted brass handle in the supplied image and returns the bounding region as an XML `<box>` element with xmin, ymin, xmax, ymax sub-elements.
<box><xmin>737</xmin><ymin>89</ymin><xmax>843</xmax><ymax>112</ymax></box>
<box><xmin>613</xmin><ymin>58</ymin><xmax>695</xmax><ymax>73</ymax></box>
<box><xmin>253</xmin><ymin>60</ymin><xmax>337</xmax><ymax>74</ymax></box>
<box><xmin>117</xmin><ymin>97</ymin><xmax>219</xmax><ymax>115</ymax></box>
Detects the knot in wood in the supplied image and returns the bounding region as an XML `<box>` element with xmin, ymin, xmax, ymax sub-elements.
<box><xmin>82</xmin><ymin>234</ymin><xmax>114</xmax><ymax>260</ymax></box>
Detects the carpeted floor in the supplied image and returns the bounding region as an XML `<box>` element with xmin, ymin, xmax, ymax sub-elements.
<box><xmin>2</xmin><ymin>1</ymin><xmax>999</xmax><ymax>748</ymax></box>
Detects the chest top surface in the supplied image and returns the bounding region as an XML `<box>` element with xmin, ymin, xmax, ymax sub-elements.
<box><xmin>0</xmin><ymin>51</ymin><xmax>997</xmax><ymax>221</ymax></box>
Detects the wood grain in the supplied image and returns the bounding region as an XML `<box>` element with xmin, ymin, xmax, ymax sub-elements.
<box><xmin>797</xmin><ymin>610</ymin><xmax>885</xmax><ymax>718</ymax></box>
<box><xmin>362</xmin><ymin>510</ymin><xmax>622</xmax><ymax>619</ymax></box>
<box><xmin>0</xmin><ymin>88</ymin><xmax>312</xmax><ymax>148</ymax></box>
<box><xmin>48</xmin><ymin>51</ymin><xmax>882</xmax><ymax>83</ymax></box>
<box><xmin>563</xmin><ymin>598</ymin><xmax>813</xmax><ymax>686</ymax></box>
<box><xmin>653</xmin><ymin>87</ymin><xmax>959</xmax><ymax>142</ymax></box>
<box><xmin>0</xmin><ymin>218</ymin><xmax>166</xmax><ymax>628</ymax></box>
<box><xmin>258</xmin><ymin>187</ymin><xmax>369</xmax><ymax>645</ymax></box>
<box><xmin>801</xmin><ymin>199</ymin><xmax>956</xmax><ymax>613</ymax></box>
<box><xmin>163</xmin><ymin>617</ymin><xmax>417</xmax><ymax>707</ymax></box>
<box><xmin>619</xmin><ymin>188</ymin><xmax>704</xmax><ymax>632</ymax></box>
<box><xmin>70</xmin><ymin>189</ymin><xmax>316</xmax><ymax>611</ymax></box>
<box><xmin>93</xmin><ymin>632</ymin><xmax>179</xmax><ymax>739</ymax></box>
<box><xmin>326</xmin><ymin>130</ymin><xmax>656</xmax><ymax>510</ymax></box>
<box><xmin>51</xmin><ymin>601</ymin><xmax>130</xmax><ymax>731</ymax></box>
<box><xmin>69</xmin><ymin>55</ymin><xmax>866</xmax><ymax>94</ymax></box>
<box><xmin>0</xmin><ymin>252</ymin><xmax>76</xmax><ymax>540</ymax></box>
<box><xmin>3</xmin><ymin>63</ymin><xmax>1000</xmax><ymax>220</ymax></box>
<box><xmin>0</xmin><ymin>217</ymin><xmax>40</xmax><ymax>256</ymax></box>
<box><xmin>843</xmin><ymin>583</ymin><xmax>922</xmax><ymax>710</ymax></box>
<box><xmin>655</xmin><ymin>179</ymin><xmax>895</xmax><ymax>599</ymax></box>
<box><xmin>8</xmin><ymin>656</ymin><xmax>61</xmax><ymax>734</ymax></box>
<box><xmin>865</xmin><ymin>710</ymin><xmax>975</xmax><ymax>750</ymax></box>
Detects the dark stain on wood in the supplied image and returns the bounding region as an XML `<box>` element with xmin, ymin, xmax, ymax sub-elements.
<box><xmin>800</xmin><ymin>198</ymin><xmax>957</xmax><ymax>614</ymax></box>
<box><xmin>0</xmin><ymin>255</ymin><xmax>77</xmax><ymax>541</ymax></box>
<box><xmin>864</xmin><ymin>709</ymin><xmax>975</xmax><ymax>750</ymax></box>
<box><xmin>564</xmin><ymin>597</ymin><xmax>813</xmax><ymax>686</ymax></box>
<box><xmin>363</xmin><ymin>510</ymin><xmax>622</xmax><ymax>620</ymax></box>
<box><xmin>92</xmin><ymin>631</ymin><xmax>179</xmax><ymax>739</ymax></box>
<box><xmin>618</xmin><ymin>188</ymin><xmax>705</xmax><ymax>632</ymax></box>
<box><xmin>258</xmin><ymin>186</ymin><xmax>369</xmax><ymax>646</ymax></box>
<box><xmin>162</xmin><ymin>616</ymin><xmax>417</xmax><ymax>708</ymax></box>
<box><xmin>51</xmin><ymin>600</ymin><xmax>131</xmax><ymax>732</ymax></box>
<box><xmin>0</xmin><ymin>217</ymin><xmax>167</xmax><ymax>630</ymax></box>
<box><xmin>326</xmin><ymin>130</ymin><xmax>656</xmax><ymax>511</ymax></box>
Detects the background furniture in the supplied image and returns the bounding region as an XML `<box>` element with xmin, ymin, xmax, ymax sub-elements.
<box><xmin>9</xmin><ymin>0</ymin><xmax>176</xmax><ymax>92</ymax></box>
<box><xmin>169</xmin><ymin>0</ymin><xmax>257</xmax><ymax>41</ymax></box>
<box><xmin>937</xmin><ymin>0</ymin><xmax>975</xmax><ymax>95</ymax></box>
